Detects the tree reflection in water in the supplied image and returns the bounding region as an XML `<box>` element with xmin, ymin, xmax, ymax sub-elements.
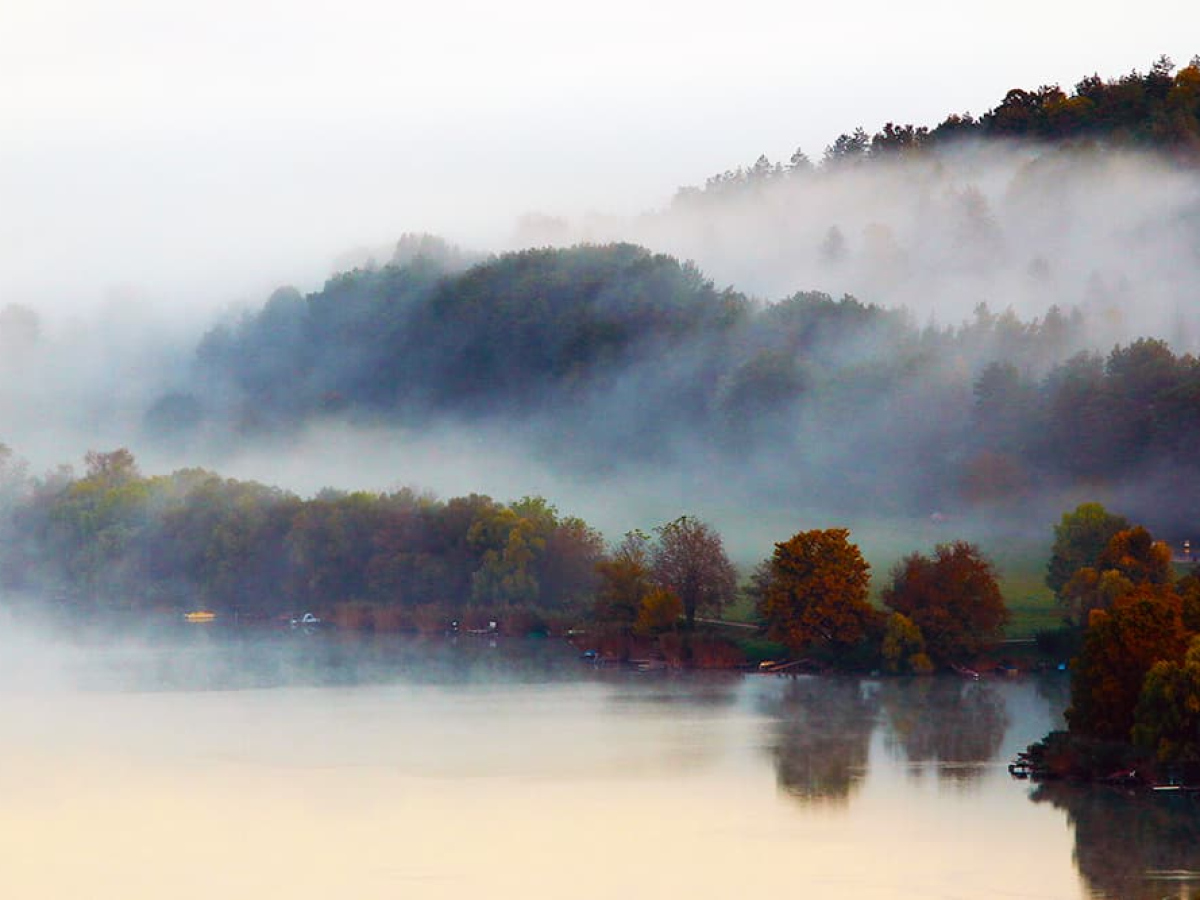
<box><xmin>880</xmin><ymin>678</ymin><xmax>1009</xmax><ymax>783</ymax></box>
<box><xmin>1033</xmin><ymin>782</ymin><xmax>1200</xmax><ymax>900</ymax></box>
<box><xmin>764</xmin><ymin>677</ymin><xmax>878</xmax><ymax>805</ymax></box>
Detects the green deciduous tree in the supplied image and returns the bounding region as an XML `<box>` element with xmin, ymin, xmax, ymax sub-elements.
<box><xmin>1047</xmin><ymin>503</ymin><xmax>1129</xmax><ymax>614</ymax></box>
<box><xmin>634</xmin><ymin>587</ymin><xmax>683</xmax><ymax>636</ymax></box>
<box><xmin>1132</xmin><ymin>635</ymin><xmax>1200</xmax><ymax>763</ymax></box>
<box><xmin>881</xmin><ymin>612</ymin><xmax>934</xmax><ymax>674</ymax></box>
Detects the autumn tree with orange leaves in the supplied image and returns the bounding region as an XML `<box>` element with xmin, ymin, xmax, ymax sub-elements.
<box><xmin>1067</xmin><ymin>583</ymin><xmax>1189</xmax><ymax>741</ymax></box>
<box><xmin>1062</xmin><ymin>522</ymin><xmax>1192</xmax><ymax>742</ymax></box>
<box><xmin>757</xmin><ymin>528</ymin><xmax>877</xmax><ymax>656</ymax></box>
<box><xmin>882</xmin><ymin>541</ymin><xmax>1008</xmax><ymax>665</ymax></box>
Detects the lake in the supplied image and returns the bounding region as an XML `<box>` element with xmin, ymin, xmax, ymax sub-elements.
<box><xmin>0</xmin><ymin>625</ymin><xmax>1196</xmax><ymax>899</ymax></box>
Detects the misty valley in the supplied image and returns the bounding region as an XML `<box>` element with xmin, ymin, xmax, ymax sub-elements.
<box><xmin>4</xmin><ymin>53</ymin><xmax>1200</xmax><ymax>900</ymax></box>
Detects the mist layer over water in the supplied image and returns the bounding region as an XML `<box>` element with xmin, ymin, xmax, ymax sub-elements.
<box><xmin>3</xmin><ymin>620</ymin><xmax>1193</xmax><ymax>899</ymax></box>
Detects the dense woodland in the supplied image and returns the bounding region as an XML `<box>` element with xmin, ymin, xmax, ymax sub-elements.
<box><xmin>153</xmin><ymin>239</ymin><xmax>1200</xmax><ymax>533</ymax></box>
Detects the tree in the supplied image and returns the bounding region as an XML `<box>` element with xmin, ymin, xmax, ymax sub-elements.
<box><xmin>882</xmin><ymin>541</ymin><xmax>1008</xmax><ymax>665</ymax></box>
<box><xmin>1132</xmin><ymin>635</ymin><xmax>1200</xmax><ymax>763</ymax></box>
<box><xmin>881</xmin><ymin>612</ymin><xmax>934</xmax><ymax>674</ymax></box>
<box><xmin>537</xmin><ymin>514</ymin><xmax>604</xmax><ymax>610</ymax></box>
<box><xmin>818</xmin><ymin>225</ymin><xmax>847</xmax><ymax>266</ymax></box>
<box><xmin>1067</xmin><ymin>584</ymin><xmax>1188</xmax><ymax>741</ymax></box>
<box><xmin>1058</xmin><ymin>525</ymin><xmax>1172</xmax><ymax>626</ymax></box>
<box><xmin>972</xmin><ymin>361</ymin><xmax>1036</xmax><ymax>457</ymax></box>
<box><xmin>468</xmin><ymin>505</ymin><xmax>545</xmax><ymax>607</ymax></box>
<box><xmin>1096</xmin><ymin>526</ymin><xmax>1172</xmax><ymax>586</ymax></box>
<box><xmin>787</xmin><ymin>146</ymin><xmax>813</xmax><ymax>175</ymax></box>
<box><xmin>634</xmin><ymin>587</ymin><xmax>683</xmax><ymax>636</ymax></box>
<box><xmin>1061</xmin><ymin>567</ymin><xmax>1134</xmax><ymax>628</ymax></box>
<box><xmin>594</xmin><ymin>531</ymin><xmax>652</xmax><ymax>630</ymax></box>
<box><xmin>1046</xmin><ymin>503</ymin><xmax>1129</xmax><ymax>604</ymax></box>
<box><xmin>83</xmin><ymin>448</ymin><xmax>140</xmax><ymax>485</ymax></box>
<box><xmin>650</xmin><ymin>516</ymin><xmax>736</xmax><ymax>629</ymax></box>
<box><xmin>757</xmin><ymin>528</ymin><xmax>875</xmax><ymax>655</ymax></box>
<box><xmin>822</xmin><ymin>127</ymin><xmax>870</xmax><ymax>165</ymax></box>
<box><xmin>1177</xmin><ymin>572</ymin><xmax>1200</xmax><ymax>633</ymax></box>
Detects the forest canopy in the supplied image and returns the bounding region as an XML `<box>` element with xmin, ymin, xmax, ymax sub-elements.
<box><xmin>145</xmin><ymin>240</ymin><xmax>1200</xmax><ymax>535</ymax></box>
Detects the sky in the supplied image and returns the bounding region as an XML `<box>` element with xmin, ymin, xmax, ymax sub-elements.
<box><xmin>2</xmin><ymin>0</ymin><xmax>1199</xmax><ymax>317</ymax></box>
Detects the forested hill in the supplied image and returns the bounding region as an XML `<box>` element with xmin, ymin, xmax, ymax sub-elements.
<box><xmin>681</xmin><ymin>54</ymin><xmax>1200</xmax><ymax>197</ymax></box>
<box><xmin>132</xmin><ymin>57</ymin><xmax>1200</xmax><ymax>532</ymax></box>
<box><xmin>147</xmin><ymin>241</ymin><xmax>1200</xmax><ymax>532</ymax></box>
<box><xmin>183</xmin><ymin>243</ymin><xmax>745</xmax><ymax>423</ymax></box>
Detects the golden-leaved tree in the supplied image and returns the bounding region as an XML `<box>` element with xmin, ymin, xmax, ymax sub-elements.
<box><xmin>757</xmin><ymin>528</ymin><xmax>875</xmax><ymax>656</ymax></box>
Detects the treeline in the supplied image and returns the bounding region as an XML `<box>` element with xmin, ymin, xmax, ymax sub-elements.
<box><xmin>680</xmin><ymin>54</ymin><xmax>1200</xmax><ymax>199</ymax></box>
<box><xmin>149</xmin><ymin>241</ymin><xmax>1200</xmax><ymax>528</ymax></box>
<box><xmin>178</xmin><ymin>242</ymin><xmax>746</xmax><ymax>427</ymax></box>
<box><xmin>164</xmin><ymin>246</ymin><xmax>1024</xmax><ymax>470</ymax></box>
<box><xmin>1</xmin><ymin>449</ymin><xmax>605</xmax><ymax>629</ymax></box>
<box><xmin>968</xmin><ymin>339</ymin><xmax>1200</xmax><ymax>503</ymax></box>
<box><xmin>0</xmin><ymin>448</ymin><xmax>1018</xmax><ymax>673</ymax></box>
<box><xmin>184</xmin><ymin>243</ymin><xmax>1092</xmax><ymax>433</ymax></box>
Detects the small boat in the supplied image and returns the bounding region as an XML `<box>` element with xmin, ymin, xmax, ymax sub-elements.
<box><xmin>289</xmin><ymin>612</ymin><xmax>321</xmax><ymax>630</ymax></box>
<box><xmin>183</xmin><ymin>610</ymin><xmax>216</xmax><ymax>623</ymax></box>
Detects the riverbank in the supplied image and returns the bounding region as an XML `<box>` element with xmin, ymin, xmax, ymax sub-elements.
<box><xmin>1013</xmin><ymin>730</ymin><xmax>1200</xmax><ymax>789</ymax></box>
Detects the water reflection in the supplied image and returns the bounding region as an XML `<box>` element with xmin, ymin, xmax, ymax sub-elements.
<box><xmin>764</xmin><ymin>677</ymin><xmax>878</xmax><ymax>805</ymax></box>
<box><xmin>880</xmin><ymin>678</ymin><xmax>1009</xmax><ymax>783</ymax></box>
<box><xmin>1033</xmin><ymin>782</ymin><xmax>1200</xmax><ymax>899</ymax></box>
<box><xmin>602</xmin><ymin>673</ymin><xmax>741</xmax><ymax>710</ymax></box>
<box><xmin>1032</xmin><ymin>668</ymin><xmax>1072</xmax><ymax>712</ymax></box>
<box><xmin>0</xmin><ymin>626</ymin><xmax>1108</xmax><ymax>900</ymax></box>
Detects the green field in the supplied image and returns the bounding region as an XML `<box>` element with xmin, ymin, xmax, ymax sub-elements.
<box><xmin>997</xmin><ymin>567</ymin><xmax>1060</xmax><ymax>638</ymax></box>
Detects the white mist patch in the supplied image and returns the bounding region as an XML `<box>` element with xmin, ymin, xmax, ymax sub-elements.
<box><xmin>160</xmin><ymin>418</ymin><xmax>712</xmax><ymax>540</ymax></box>
<box><xmin>0</xmin><ymin>602</ymin><xmax>86</xmax><ymax>693</ymax></box>
<box><xmin>516</xmin><ymin>142</ymin><xmax>1200</xmax><ymax>349</ymax></box>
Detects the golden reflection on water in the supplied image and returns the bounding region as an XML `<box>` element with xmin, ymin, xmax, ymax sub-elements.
<box><xmin>0</xmin><ymin>675</ymin><xmax>1096</xmax><ymax>900</ymax></box>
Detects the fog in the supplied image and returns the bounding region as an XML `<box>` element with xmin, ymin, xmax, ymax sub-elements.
<box><xmin>5</xmin><ymin>0</ymin><xmax>1196</xmax><ymax>315</ymax></box>
<box><xmin>2</xmin><ymin>137</ymin><xmax>1199</xmax><ymax>564</ymax></box>
<box><xmin>525</xmin><ymin>141</ymin><xmax>1200</xmax><ymax>342</ymax></box>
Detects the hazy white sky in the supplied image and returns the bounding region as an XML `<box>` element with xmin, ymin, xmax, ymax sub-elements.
<box><xmin>3</xmin><ymin>0</ymin><xmax>1198</xmax><ymax>315</ymax></box>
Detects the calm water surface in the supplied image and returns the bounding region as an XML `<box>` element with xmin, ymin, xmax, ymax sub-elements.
<box><xmin>0</xmin><ymin>627</ymin><xmax>1196</xmax><ymax>899</ymax></box>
